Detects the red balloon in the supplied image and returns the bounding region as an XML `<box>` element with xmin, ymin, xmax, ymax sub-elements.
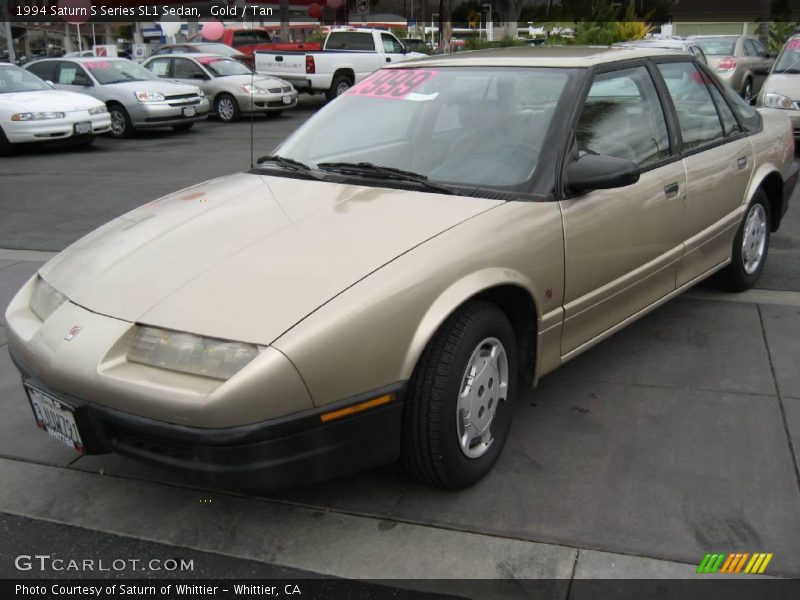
<box><xmin>308</xmin><ymin>3</ymin><xmax>322</xmax><ymax>18</ymax></box>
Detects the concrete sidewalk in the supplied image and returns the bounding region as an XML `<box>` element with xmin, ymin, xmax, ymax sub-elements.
<box><xmin>1</xmin><ymin>259</ymin><xmax>798</xmax><ymax>590</ymax></box>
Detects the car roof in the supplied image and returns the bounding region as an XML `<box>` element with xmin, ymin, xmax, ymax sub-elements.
<box><xmin>396</xmin><ymin>45</ymin><xmax>687</xmax><ymax>68</ymax></box>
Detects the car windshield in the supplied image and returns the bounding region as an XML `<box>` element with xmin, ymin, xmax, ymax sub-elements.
<box><xmin>193</xmin><ymin>44</ymin><xmax>240</xmax><ymax>57</ymax></box>
<box><xmin>275</xmin><ymin>67</ymin><xmax>574</xmax><ymax>190</ymax></box>
<box><xmin>774</xmin><ymin>38</ymin><xmax>800</xmax><ymax>72</ymax></box>
<box><xmin>85</xmin><ymin>60</ymin><xmax>157</xmax><ymax>84</ymax></box>
<box><xmin>197</xmin><ymin>57</ymin><xmax>251</xmax><ymax>77</ymax></box>
<box><xmin>693</xmin><ymin>37</ymin><xmax>736</xmax><ymax>55</ymax></box>
<box><xmin>0</xmin><ymin>65</ymin><xmax>50</xmax><ymax>93</ymax></box>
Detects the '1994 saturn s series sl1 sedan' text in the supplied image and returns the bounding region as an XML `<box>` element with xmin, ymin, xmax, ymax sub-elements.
<box><xmin>5</xmin><ymin>47</ymin><xmax>797</xmax><ymax>489</ymax></box>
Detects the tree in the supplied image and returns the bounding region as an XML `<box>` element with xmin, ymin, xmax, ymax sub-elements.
<box><xmin>495</xmin><ymin>0</ymin><xmax>526</xmax><ymax>38</ymax></box>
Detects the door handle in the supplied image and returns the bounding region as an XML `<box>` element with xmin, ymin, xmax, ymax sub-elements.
<box><xmin>737</xmin><ymin>156</ymin><xmax>748</xmax><ymax>170</ymax></box>
<box><xmin>664</xmin><ymin>182</ymin><xmax>680</xmax><ymax>198</ymax></box>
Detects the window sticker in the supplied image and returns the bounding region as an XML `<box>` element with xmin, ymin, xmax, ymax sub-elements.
<box><xmin>348</xmin><ymin>69</ymin><xmax>438</xmax><ymax>99</ymax></box>
<box><xmin>196</xmin><ymin>56</ymin><xmax>221</xmax><ymax>65</ymax></box>
<box><xmin>788</xmin><ymin>39</ymin><xmax>800</xmax><ymax>50</ymax></box>
<box><xmin>83</xmin><ymin>61</ymin><xmax>111</xmax><ymax>69</ymax></box>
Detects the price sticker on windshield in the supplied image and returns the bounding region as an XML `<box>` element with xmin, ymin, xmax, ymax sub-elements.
<box><xmin>348</xmin><ymin>69</ymin><xmax>438</xmax><ymax>100</ymax></box>
<box><xmin>788</xmin><ymin>39</ymin><xmax>800</xmax><ymax>50</ymax></box>
<box><xmin>197</xmin><ymin>56</ymin><xmax>222</xmax><ymax>65</ymax></box>
<box><xmin>83</xmin><ymin>61</ymin><xmax>111</xmax><ymax>69</ymax></box>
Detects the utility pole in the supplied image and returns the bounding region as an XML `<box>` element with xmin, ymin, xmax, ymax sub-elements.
<box><xmin>2</xmin><ymin>0</ymin><xmax>15</xmax><ymax>62</ymax></box>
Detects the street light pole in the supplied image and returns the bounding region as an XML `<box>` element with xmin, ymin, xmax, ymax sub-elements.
<box><xmin>2</xmin><ymin>0</ymin><xmax>15</xmax><ymax>63</ymax></box>
<box><xmin>482</xmin><ymin>3</ymin><xmax>492</xmax><ymax>42</ymax></box>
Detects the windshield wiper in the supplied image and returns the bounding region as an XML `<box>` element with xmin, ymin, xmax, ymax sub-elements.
<box><xmin>316</xmin><ymin>162</ymin><xmax>456</xmax><ymax>195</ymax></box>
<box><xmin>256</xmin><ymin>154</ymin><xmax>323</xmax><ymax>178</ymax></box>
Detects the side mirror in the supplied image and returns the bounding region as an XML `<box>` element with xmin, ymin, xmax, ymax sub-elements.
<box><xmin>752</xmin><ymin>65</ymin><xmax>771</xmax><ymax>76</ymax></box>
<box><xmin>73</xmin><ymin>74</ymin><xmax>92</xmax><ymax>86</ymax></box>
<box><xmin>565</xmin><ymin>153</ymin><xmax>640</xmax><ymax>194</ymax></box>
<box><xmin>768</xmin><ymin>50</ymin><xmax>778</xmax><ymax>59</ymax></box>
<box><xmin>191</xmin><ymin>72</ymin><xmax>209</xmax><ymax>80</ymax></box>
<box><xmin>45</xmin><ymin>80</ymin><xmax>55</xmax><ymax>88</ymax></box>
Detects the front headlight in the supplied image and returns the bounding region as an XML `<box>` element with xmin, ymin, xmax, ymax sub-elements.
<box><xmin>11</xmin><ymin>112</ymin><xmax>65</xmax><ymax>121</ymax></box>
<box><xmin>88</xmin><ymin>105</ymin><xmax>108</xmax><ymax>115</ymax></box>
<box><xmin>30</xmin><ymin>276</ymin><xmax>67</xmax><ymax>322</ymax></box>
<box><xmin>763</xmin><ymin>92</ymin><xmax>796</xmax><ymax>109</ymax></box>
<box><xmin>240</xmin><ymin>84</ymin><xmax>267</xmax><ymax>94</ymax></box>
<box><xmin>127</xmin><ymin>326</ymin><xmax>262</xmax><ymax>380</ymax></box>
<box><xmin>194</xmin><ymin>86</ymin><xmax>205</xmax><ymax>97</ymax></box>
<box><xmin>134</xmin><ymin>91</ymin><xmax>165</xmax><ymax>103</ymax></box>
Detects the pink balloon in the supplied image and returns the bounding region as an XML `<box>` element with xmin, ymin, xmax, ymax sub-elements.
<box><xmin>328</xmin><ymin>0</ymin><xmax>343</xmax><ymax>7</ymax></box>
<box><xmin>201</xmin><ymin>21</ymin><xmax>225</xmax><ymax>41</ymax></box>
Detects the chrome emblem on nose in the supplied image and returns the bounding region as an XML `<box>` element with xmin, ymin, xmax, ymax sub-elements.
<box><xmin>64</xmin><ymin>325</ymin><xmax>83</xmax><ymax>341</ymax></box>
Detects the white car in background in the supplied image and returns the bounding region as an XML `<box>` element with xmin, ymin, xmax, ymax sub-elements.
<box><xmin>0</xmin><ymin>63</ymin><xmax>111</xmax><ymax>155</ymax></box>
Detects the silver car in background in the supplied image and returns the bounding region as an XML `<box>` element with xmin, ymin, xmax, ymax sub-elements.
<box><xmin>688</xmin><ymin>35</ymin><xmax>774</xmax><ymax>100</ymax></box>
<box><xmin>25</xmin><ymin>57</ymin><xmax>209</xmax><ymax>138</ymax></box>
<box><xmin>757</xmin><ymin>35</ymin><xmax>800</xmax><ymax>138</ymax></box>
<box><xmin>142</xmin><ymin>54</ymin><xmax>297</xmax><ymax>122</ymax></box>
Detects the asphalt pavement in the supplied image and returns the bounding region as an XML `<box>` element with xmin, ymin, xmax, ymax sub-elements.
<box><xmin>1</xmin><ymin>98</ymin><xmax>799</xmax><ymax>595</ymax></box>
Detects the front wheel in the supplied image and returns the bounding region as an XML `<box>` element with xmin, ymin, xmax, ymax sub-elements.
<box><xmin>402</xmin><ymin>301</ymin><xmax>518</xmax><ymax>489</ymax></box>
<box><xmin>0</xmin><ymin>127</ymin><xmax>11</xmax><ymax>156</ymax></box>
<box><xmin>108</xmin><ymin>104</ymin><xmax>133</xmax><ymax>138</ymax></box>
<box><xmin>742</xmin><ymin>78</ymin><xmax>754</xmax><ymax>104</ymax></box>
<box><xmin>717</xmin><ymin>189</ymin><xmax>771</xmax><ymax>292</ymax></box>
<box><xmin>215</xmin><ymin>94</ymin><xmax>240</xmax><ymax>123</ymax></box>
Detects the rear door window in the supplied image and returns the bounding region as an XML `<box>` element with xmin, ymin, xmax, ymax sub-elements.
<box><xmin>657</xmin><ymin>61</ymin><xmax>725</xmax><ymax>149</ymax></box>
<box><xmin>326</xmin><ymin>32</ymin><xmax>376</xmax><ymax>51</ymax></box>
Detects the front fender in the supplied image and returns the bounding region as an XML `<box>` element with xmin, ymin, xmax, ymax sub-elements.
<box><xmin>399</xmin><ymin>268</ymin><xmax>540</xmax><ymax>380</ymax></box>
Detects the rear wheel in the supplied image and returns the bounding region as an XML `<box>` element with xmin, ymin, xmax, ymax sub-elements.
<box><xmin>108</xmin><ymin>104</ymin><xmax>133</xmax><ymax>138</ymax></box>
<box><xmin>325</xmin><ymin>74</ymin><xmax>352</xmax><ymax>102</ymax></box>
<box><xmin>402</xmin><ymin>301</ymin><xmax>518</xmax><ymax>489</ymax></box>
<box><xmin>717</xmin><ymin>189</ymin><xmax>771</xmax><ymax>292</ymax></box>
<box><xmin>215</xmin><ymin>94</ymin><xmax>240</xmax><ymax>123</ymax></box>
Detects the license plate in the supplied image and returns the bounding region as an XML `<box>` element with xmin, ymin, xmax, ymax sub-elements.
<box><xmin>282</xmin><ymin>95</ymin><xmax>292</xmax><ymax>105</ymax></box>
<box><xmin>74</xmin><ymin>121</ymin><xmax>91</xmax><ymax>135</ymax></box>
<box><xmin>25</xmin><ymin>385</ymin><xmax>84</xmax><ymax>453</ymax></box>
<box><xmin>182</xmin><ymin>106</ymin><xmax>196</xmax><ymax>117</ymax></box>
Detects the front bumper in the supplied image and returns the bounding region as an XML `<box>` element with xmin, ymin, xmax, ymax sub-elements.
<box><xmin>235</xmin><ymin>89</ymin><xmax>298</xmax><ymax>113</ymax></box>
<box><xmin>4</xmin><ymin>112</ymin><xmax>111</xmax><ymax>144</ymax></box>
<box><xmin>10</xmin><ymin>347</ymin><xmax>404</xmax><ymax>489</ymax></box>
<box><xmin>127</xmin><ymin>98</ymin><xmax>210</xmax><ymax>128</ymax></box>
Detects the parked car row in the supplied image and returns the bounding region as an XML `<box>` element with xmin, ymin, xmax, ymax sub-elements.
<box><xmin>0</xmin><ymin>54</ymin><xmax>297</xmax><ymax>153</ymax></box>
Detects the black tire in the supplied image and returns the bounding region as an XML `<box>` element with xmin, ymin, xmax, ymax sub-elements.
<box><xmin>325</xmin><ymin>74</ymin><xmax>352</xmax><ymax>102</ymax></box>
<box><xmin>742</xmin><ymin>78</ymin><xmax>754</xmax><ymax>103</ymax></box>
<box><xmin>215</xmin><ymin>93</ymin><xmax>240</xmax><ymax>123</ymax></box>
<box><xmin>172</xmin><ymin>123</ymin><xmax>194</xmax><ymax>132</ymax></box>
<box><xmin>402</xmin><ymin>300</ymin><xmax>518</xmax><ymax>489</ymax></box>
<box><xmin>0</xmin><ymin>127</ymin><xmax>11</xmax><ymax>156</ymax></box>
<box><xmin>108</xmin><ymin>104</ymin><xmax>133</xmax><ymax>138</ymax></box>
<box><xmin>717</xmin><ymin>189</ymin><xmax>771</xmax><ymax>292</ymax></box>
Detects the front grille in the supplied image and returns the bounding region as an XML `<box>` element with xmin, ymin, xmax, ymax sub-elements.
<box><xmin>267</xmin><ymin>86</ymin><xmax>292</xmax><ymax>94</ymax></box>
<box><xmin>165</xmin><ymin>93</ymin><xmax>197</xmax><ymax>100</ymax></box>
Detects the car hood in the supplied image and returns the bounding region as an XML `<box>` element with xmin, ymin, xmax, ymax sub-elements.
<box><xmin>40</xmin><ymin>173</ymin><xmax>503</xmax><ymax>345</ymax></box>
<box><xmin>1</xmin><ymin>89</ymin><xmax>103</xmax><ymax>112</ymax></box>
<box><xmin>762</xmin><ymin>73</ymin><xmax>800</xmax><ymax>99</ymax></box>
<box><xmin>104</xmin><ymin>79</ymin><xmax>200</xmax><ymax>95</ymax></box>
<box><xmin>216</xmin><ymin>74</ymin><xmax>288</xmax><ymax>88</ymax></box>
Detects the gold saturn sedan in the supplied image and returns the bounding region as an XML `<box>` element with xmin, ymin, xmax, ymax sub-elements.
<box><xmin>5</xmin><ymin>47</ymin><xmax>797</xmax><ymax>489</ymax></box>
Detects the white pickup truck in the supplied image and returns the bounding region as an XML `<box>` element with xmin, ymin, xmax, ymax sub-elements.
<box><xmin>254</xmin><ymin>28</ymin><xmax>427</xmax><ymax>101</ymax></box>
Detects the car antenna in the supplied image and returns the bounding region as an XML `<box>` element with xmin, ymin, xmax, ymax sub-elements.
<box><xmin>249</xmin><ymin>17</ymin><xmax>255</xmax><ymax>170</ymax></box>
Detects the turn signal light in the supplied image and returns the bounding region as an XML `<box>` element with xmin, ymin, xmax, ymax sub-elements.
<box><xmin>320</xmin><ymin>393</ymin><xmax>394</xmax><ymax>423</ymax></box>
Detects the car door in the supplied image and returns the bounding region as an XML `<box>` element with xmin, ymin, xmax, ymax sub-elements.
<box><xmin>144</xmin><ymin>56</ymin><xmax>172</xmax><ymax>80</ymax></box>
<box><xmin>171</xmin><ymin>57</ymin><xmax>209</xmax><ymax>91</ymax></box>
<box><xmin>380</xmin><ymin>33</ymin><xmax>406</xmax><ymax>65</ymax></box>
<box><xmin>655</xmin><ymin>60</ymin><xmax>754</xmax><ymax>286</ymax></box>
<box><xmin>53</xmin><ymin>61</ymin><xmax>97</xmax><ymax>98</ymax></box>
<box><xmin>746</xmin><ymin>38</ymin><xmax>773</xmax><ymax>92</ymax></box>
<box><xmin>559</xmin><ymin>64</ymin><xmax>687</xmax><ymax>356</ymax></box>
